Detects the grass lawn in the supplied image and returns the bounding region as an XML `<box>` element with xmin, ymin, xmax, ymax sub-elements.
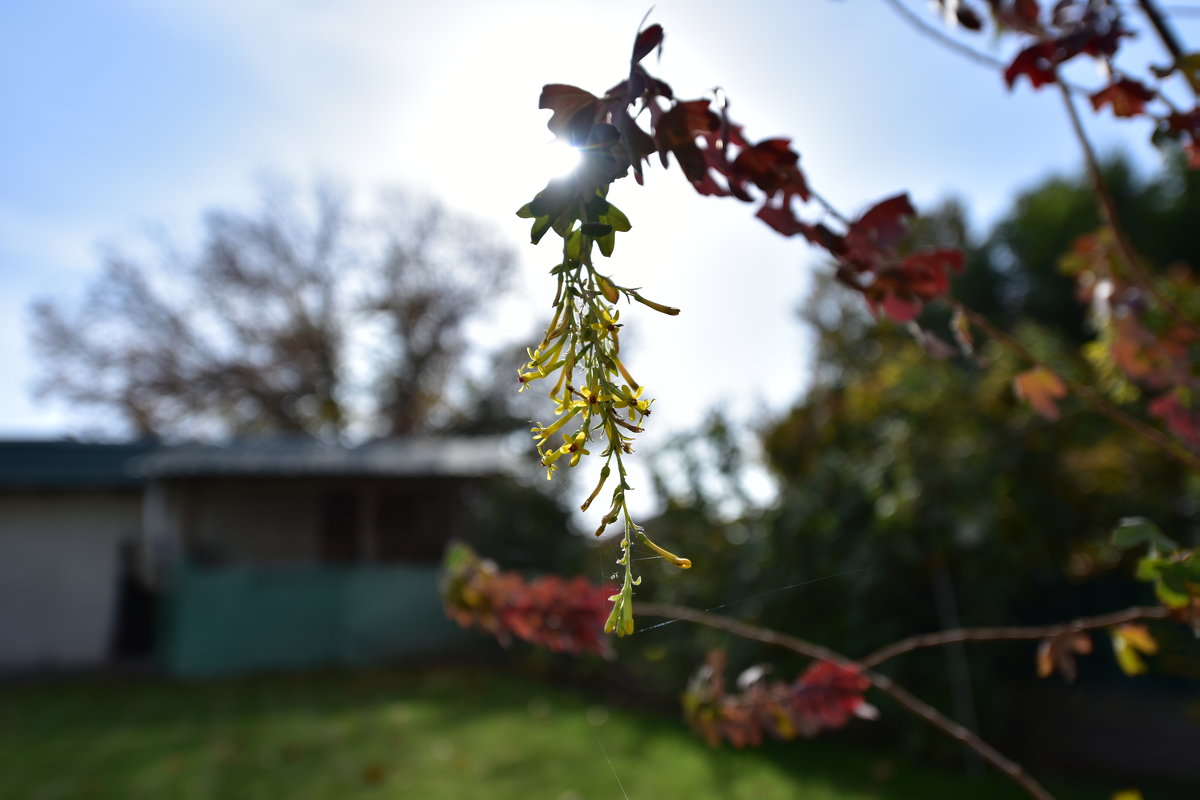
<box><xmin>0</xmin><ymin>665</ymin><xmax>1106</xmax><ymax>800</ymax></box>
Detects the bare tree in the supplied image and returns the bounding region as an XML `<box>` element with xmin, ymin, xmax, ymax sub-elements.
<box><xmin>29</xmin><ymin>179</ymin><xmax>516</xmax><ymax>440</ymax></box>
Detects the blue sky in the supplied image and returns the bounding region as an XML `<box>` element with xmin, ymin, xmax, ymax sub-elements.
<box><xmin>1</xmin><ymin>0</ymin><xmax>1189</xmax><ymax>450</ymax></box>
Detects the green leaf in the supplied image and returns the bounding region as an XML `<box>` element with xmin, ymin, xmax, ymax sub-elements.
<box><xmin>596</xmin><ymin>231</ymin><xmax>617</xmax><ymax>257</ymax></box>
<box><xmin>580</xmin><ymin>222</ymin><xmax>613</xmax><ymax>238</ymax></box>
<box><xmin>1112</xmin><ymin>517</ymin><xmax>1177</xmax><ymax>554</ymax></box>
<box><xmin>601</xmin><ymin>202</ymin><xmax>632</xmax><ymax>232</ymax></box>
<box><xmin>565</xmin><ymin>230</ymin><xmax>583</xmax><ymax>261</ymax></box>
<box><xmin>1134</xmin><ymin>550</ymin><xmax>1199</xmax><ymax>609</ymax></box>
<box><xmin>530</xmin><ymin>215</ymin><xmax>553</xmax><ymax>245</ymax></box>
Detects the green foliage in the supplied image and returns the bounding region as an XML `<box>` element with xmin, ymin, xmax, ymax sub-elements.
<box><xmin>1113</xmin><ymin>517</ymin><xmax>1200</xmax><ymax>610</ymax></box>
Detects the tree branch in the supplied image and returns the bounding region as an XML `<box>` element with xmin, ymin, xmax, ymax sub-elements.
<box><xmin>861</xmin><ymin>604</ymin><xmax>1172</xmax><ymax>668</ymax></box>
<box><xmin>637</xmin><ymin>602</ymin><xmax>1055</xmax><ymax>800</ymax></box>
<box><xmin>1137</xmin><ymin>0</ymin><xmax>1188</xmax><ymax>66</ymax></box>
<box><xmin>1056</xmin><ymin>82</ymin><xmax>1199</xmax><ymax>330</ymax></box>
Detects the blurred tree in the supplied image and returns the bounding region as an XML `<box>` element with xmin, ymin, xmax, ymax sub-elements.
<box><xmin>632</xmin><ymin>156</ymin><xmax>1200</xmax><ymax>723</ymax></box>
<box><xmin>941</xmin><ymin>153</ymin><xmax>1200</xmax><ymax>343</ymax></box>
<box><xmin>29</xmin><ymin>180</ymin><xmax>516</xmax><ymax>440</ymax></box>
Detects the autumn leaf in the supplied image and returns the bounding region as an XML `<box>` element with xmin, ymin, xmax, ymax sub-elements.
<box><xmin>655</xmin><ymin>100</ymin><xmax>721</xmax><ymax>183</ymax></box>
<box><xmin>732</xmin><ymin>138</ymin><xmax>808</xmax><ymax>197</ymax></box>
<box><xmin>1015</xmin><ymin>0</ymin><xmax>1040</xmax><ymax>23</ymax></box>
<box><xmin>1090</xmin><ymin>79</ymin><xmax>1156</xmax><ymax>118</ymax></box>
<box><xmin>1014</xmin><ymin>366</ymin><xmax>1068</xmax><ymax>420</ymax></box>
<box><xmin>1036</xmin><ymin>631</ymin><xmax>1092</xmax><ymax>681</ymax></box>
<box><xmin>539</xmin><ymin>84</ymin><xmax>599</xmax><ymax>143</ymax></box>
<box><xmin>845</xmin><ymin>194</ymin><xmax>915</xmax><ymax>255</ymax></box>
<box><xmin>951</xmin><ymin>307</ymin><xmax>974</xmax><ymax>356</ymax></box>
<box><xmin>1148</xmin><ymin>390</ymin><xmax>1200</xmax><ymax>448</ymax></box>
<box><xmin>1005</xmin><ymin>42</ymin><xmax>1059</xmax><ymax>89</ymax></box>
<box><xmin>632</xmin><ymin>23</ymin><xmax>664</xmax><ymax>64</ymax></box>
<box><xmin>1110</xmin><ymin>623</ymin><xmax>1158</xmax><ymax>676</ymax></box>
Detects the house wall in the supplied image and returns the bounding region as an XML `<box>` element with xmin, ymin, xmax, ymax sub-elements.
<box><xmin>0</xmin><ymin>490</ymin><xmax>142</xmax><ymax>669</ymax></box>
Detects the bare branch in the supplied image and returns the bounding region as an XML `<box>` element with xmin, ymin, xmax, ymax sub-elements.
<box><xmin>1056</xmin><ymin>82</ymin><xmax>1199</xmax><ymax>330</ymax></box>
<box><xmin>1137</xmin><ymin>0</ymin><xmax>1189</xmax><ymax>65</ymax></box>
<box><xmin>861</xmin><ymin>605</ymin><xmax>1172</xmax><ymax>668</ymax></box>
<box><xmin>638</xmin><ymin>602</ymin><xmax>1055</xmax><ymax>800</ymax></box>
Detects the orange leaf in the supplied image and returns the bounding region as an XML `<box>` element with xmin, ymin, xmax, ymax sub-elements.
<box><xmin>1014</xmin><ymin>367</ymin><xmax>1068</xmax><ymax>420</ymax></box>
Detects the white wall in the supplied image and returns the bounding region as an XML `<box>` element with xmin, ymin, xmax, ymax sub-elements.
<box><xmin>0</xmin><ymin>491</ymin><xmax>141</xmax><ymax>669</ymax></box>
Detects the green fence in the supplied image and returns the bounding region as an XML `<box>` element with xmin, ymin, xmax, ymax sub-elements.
<box><xmin>161</xmin><ymin>564</ymin><xmax>486</xmax><ymax>678</ymax></box>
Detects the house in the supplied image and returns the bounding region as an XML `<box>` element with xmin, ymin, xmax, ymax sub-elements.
<box><xmin>0</xmin><ymin>437</ymin><xmax>542</xmax><ymax>676</ymax></box>
<box><xmin>0</xmin><ymin>440</ymin><xmax>155</xmax><ymax>671</ymax></box>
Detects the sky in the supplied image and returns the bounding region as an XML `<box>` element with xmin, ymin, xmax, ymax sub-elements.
<box><xmin>1</xmin><ymin>1</ymin><xmax>1192</xmax><ymax>472</ymax></box>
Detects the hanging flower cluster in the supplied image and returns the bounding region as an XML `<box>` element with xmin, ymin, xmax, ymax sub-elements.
<box><xmin>440</xmin><ymin>543</ymin><xmax>617</xmax><ymax>658</ymax></box>
<box><xmin>682</xmin><ymin>650</ymin><xmax>877</xmax><ymax>748</ymax></box>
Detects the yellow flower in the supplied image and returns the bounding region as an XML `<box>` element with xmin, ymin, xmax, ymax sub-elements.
<box><xmin>558</xmin><ymin>429</ymin><xmax>591</xmax><ymax>467</ymax></box>
<box><xmin>530</xmin><ymin>406</ymin><xmax>581</xmax><ymax>447</ymax></box>
<box><xmin>612</xmin><ymin>384</ymin><xmax>654</xmax><ymax>421</ymax></box>
<box><xmin>573</xmin><ymin>384</ymin><xmax>608</xmax><ymax>416</ymax></box>
<box><xmin>589</xmin><ymin>307</ymin><xmax>620</xmax><ymax>338</ymax></box>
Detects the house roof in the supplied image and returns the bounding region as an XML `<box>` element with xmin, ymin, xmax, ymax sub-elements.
<box><xmin>0</xmin><ymin>440</ymin><xmax>157</xmax><ymax>489</ymax></box>
<box><xmin>0</xmin><ymin>437</ymin><xmax>524</xmax><ymax>489</ymax></box>
<box><xmin>131</xmin><ymin>437</ymin><xmax>521</xmax><ymax>480</ymax></box>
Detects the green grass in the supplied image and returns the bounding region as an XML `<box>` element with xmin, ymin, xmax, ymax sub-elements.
<box><xmin>0</xmin><ymin>665</ymin><xmax>1098</xmax><ymax>800</ymax></box>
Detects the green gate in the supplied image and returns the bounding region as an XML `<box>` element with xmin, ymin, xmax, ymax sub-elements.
<box><xmin>161</xmin><ymin>564</ymin><xmax>485</xmax><ymax>677</ymax></box>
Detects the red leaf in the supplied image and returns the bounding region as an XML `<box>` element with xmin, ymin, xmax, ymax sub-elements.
<box><xmin>756</xmin><ymin>201</ymin><xmax>812</xmax><ymax>238</ymax></box>
<box><xmin>1015</xmin><ymin>0</ymin><xmax>1040</xmax><ymax>24</ymax></box>
<box><xmin>956</xmin><ymin>4</ymin><xmax>984</xmax><ymax>30</ymax></box>
<box><xmin>1090</xmin><ymin>79</ymin><xmax>1155</xmax><ymax>118</ymax></box>
<box><xmin>1005</xmin><ymin>42</ymin><xmax>1059</xmax><ymax>89</ymax></box>
<box><xmin>539</xmin><ymin>84</ymin><xmax>599</xmax><ymax>142</ymax></box>
<box><xmin>1149</xmin><ymin>391</ymin><xmax>1200</xmax><ymax>447</ymax></box>
<box><xmin>877</xmin><ymin>294</ymin><xmax>923</xmax><ymax>323</ymax></box>
<box><xmin>898</xmin><ymin>248</ymin><xmax>964</xmax><ymax>295</ymax></box>
<box><xmin>632</xmin><ymin>24</ymin><xmax>664</xmax><ymax>63</ymax></box>
<box><xmin>793</xmin><ymin>661</ymin><xmax>871</xmax><ymax>729</ymax></box>
<box><xmin>656</xmin><ymin>100</ymin><xmax>721</xmax><ymax>184</ymax></box>
<box><xmin>732</xmin><ymin>138</ymin><xmax>807</xmax><ymax>197</ymax></box>
<box><xmin>845</xmin><ymin>194</ymin><xmax>915</xmax><ymax>257</ymax></box>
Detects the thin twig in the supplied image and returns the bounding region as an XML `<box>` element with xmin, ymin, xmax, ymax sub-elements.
<box><xmin>1137</xmin><ymin>0</ymin><xmax>1189</xmax><ymax>65</ymax></box>
<box><xmin>880</xmin><ymin>0</ymin><xmax>1008</xmax><ymax>70</ymax></box>
<box><xmin>637</xmin><ymin>602</ymin><xmax>852</xmax><ymax>664</ymax></box>
<box><xmin>879</xmin><ymin>0</ymin><xmax>1090</xmax><ymax>97</ymax></box>
<box><xmin>1056</xmin><ymin>82</ymin><xmax>1198</xmax><ymax>330</ymax></box>
<box><xmin>862</xmin><ymin>605</ymin><xmax>1171</xmax><ymax>668</ymax></box>
<box><xmin>637</xmin><ymin>602</ymin><xmax>1055</xmax><ymax>800</ymax></box>
<box><xmin>865</xmin><ymin>672</ymin><xmax>1054</xmax><ymax>800</ymax></box>
<box><xmin>953</xmin><ymin>301</ymin><xmax>1200</xmax><ymax>473</ymax></box>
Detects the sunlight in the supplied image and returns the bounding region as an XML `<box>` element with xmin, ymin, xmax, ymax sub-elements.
<box><xmin>542</xmin><ymin>141</ymin><xmax>581</xmax><ymax>178</ymax></box>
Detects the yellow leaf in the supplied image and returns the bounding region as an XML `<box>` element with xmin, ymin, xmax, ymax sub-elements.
<box><xmin>1112</xmin><ymin>790</ymin><xmax>1143</xmax><ymax>800</ymax></box>
<box><xmin>1117</xmin><ymin>623</ymin><xmax>1158</xmax><ymax>655</ymax></box>
<box><xmin>1111</xmin><ymin>624</ymin><xmax>1157</xmax><ymax>676</ymax></box>
<box><xmin>1036</xmin><ymin>639</ymin><xmax>1054</xmax><ymax>678</ymax></box>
